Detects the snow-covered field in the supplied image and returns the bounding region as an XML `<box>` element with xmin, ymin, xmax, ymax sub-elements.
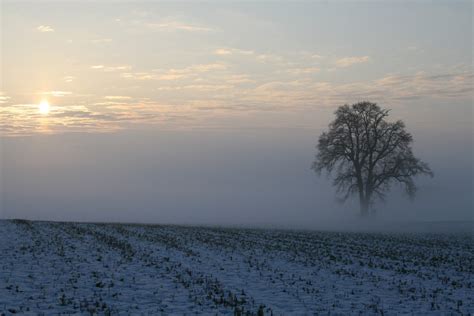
<box><xmin>0</xmin><ymin>219</ymin><xmax>472</xmax><ymax>315</ymax></box>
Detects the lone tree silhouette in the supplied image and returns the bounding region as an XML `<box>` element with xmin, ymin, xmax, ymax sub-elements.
<box><xmin>312</xmin><ymin>101</ymin><xmax>433</xmax><ymax>216</ymax></box>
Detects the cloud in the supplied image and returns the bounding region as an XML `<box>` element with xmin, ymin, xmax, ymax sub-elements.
<box><xmin>213</xmin><ymin>48</ymin><xmax>254</xmax><ymax>56</ymax></box>
<box><xmin>120</xmin><ymin>72</ymin><xmax>155</xmax><ymax>80</ymax></box>
<box><xmin>0</xmin><ymin>102</ymin><xmax>190</xmax><ymax>136</ymax></box>
<box><xmin>37</xmin><ymin>25</ymin><xmax>54</xmax><ymax>32</ymax></box>
<box><xmin>120</xmin><ymin>72</ymin><xmax>182</xmax><ymax>81</ymax></box>
<box><xmin>51</xmin><ymin>109</ymin><xmax>113</xmax><ymax>120</ymax></box>
<box><xmin>256</xmin><ymin>54</ymin><xmax>284</xmax><ymax>63</ymax></box>
<box><xmin>226</xmin><ymin>74</ymin><xmax>255</xmax><ymax>84</ymax></box>
<box><xmin>244</xmin><ymin>70</ymin><xmax>473</xmax><ymax>108</ymax></box>
<box><xmin>286</xmin><ymin>67</ymin><xmax>320</xmax><ymax>75</ymax></box>
<box><xmin>104</xmin><ymin>96</ymin><xmax>132</xmax><ymax>100</ymax></box>
<box><xmin>311</xmin><ymin>54</ymin><xmax>323</xmax><ymax>59</ymax></box>
<box><xmin>105</xmin><ymin>66</ymin><xmax>131</xmax><ymax>72</ymax></box>
<box><xmin>64</xmin><ymin>76</ymin><xmax>75</xmax><ymax>83</ymax></box>
<box><xmin>146</xmin><ymin>21</ymin><xmax>212</xmax><ymax>32</ymax></box>
<box><xmin>158</xmin><ymin>84</ymin><xmax>232</xmax><ymax>92</ymax></box>
<box><xmin>190</xmin><ymin>63</ymin><xmax>227</xmax><ymax>72</ymax></box>
<box><xmin>214</xmin><ymin>49</ymin><xmax>232</xmax><ymax>55</ymax></box>
<box><xmin>91</xmin><ymin>65</ymin><xmax>132</xmax><ymax>72</ymax></box>
<box><xmin>41</xmin><ymin>91</ymin><xmax>73</xmax><ymax>97</ymax></box>
<box><xmin>373</xmin><ymin>71</ymin><xmax>473</xmax><ymax>100</ymax></box>
<box><xmin>0</xmin><ymin>93</ymin><xmax>11</xmax><ymax>104</ymax></box>
<box><xmin>0</xmin><ymin>104</ymin><xmax>113</xmax><ymax>136</ymax></box>
<box><xmin>335</xmin><ymin>56</ymin><xmax>370</xmax><ymax>68</ymax></box>
<box><xmin>121</xmin><ymin>63</ymin><xmax>227</xmax><ymax>81</ymax></box>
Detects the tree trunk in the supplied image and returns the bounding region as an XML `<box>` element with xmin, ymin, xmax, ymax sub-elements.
<box><xmin>359</xmin><ymin>196</ymin><xmax>369</xmax><ymax>217</ymax></box>
<box><xmin>356</xmin><ymin>170</ymin><xmax>368</xmax><ymax>217</ymax></box>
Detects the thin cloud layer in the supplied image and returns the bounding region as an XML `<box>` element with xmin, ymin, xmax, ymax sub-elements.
<box><xmin>146</xmin><ymin>21</ymin><xmax>212</xmax><ymax>32</ymax></box>
<box><xmin>1</xmin><ymin>69</ymin><xmax>471</xmax><ymax>136</ymax></box>
<box><xmin>0</xmin><ymin>93</ymin><xmax>11</xmax><ymax>104</ymax></box>
<box><xmin>91</xmin><ymin>65</ymin><xmax>132</xmax><ymax>72</ymax></box>
<box><xmin>214</xmin><ymin>48</ymin><xmax>254</xmax><ymax>56</ymax></box>
<box><xmin>40</xmin><ymin>91</ymin><xmax>73</xmax><ymax>97</ymax></box>
<box><xmin>0</xmin><ymin>102</ymin><xmax>194</xmax><ymax>137</ymax></box>
<box><xmin>120</xmin><ymin>63</ymin><xmax>227</xmax><ymax>81</ymax></box>
<box><xmin>36</xmin><ymin>25</ymin><xmax>54</xmax><ymax>32</ymax></box>
<box><xmin>335</xmin><ymin>56</ymin><xmax>370</xmax><ymax>68</ymax></box>
<box><xmin>104</xmin><ymin>96</ymin><xmax>132</xmax><ymax>100</ymax></box>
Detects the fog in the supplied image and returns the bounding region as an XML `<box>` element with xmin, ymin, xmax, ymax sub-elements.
<box><xmin>1</xmin><ymin>111</ymin><xmax>472</xmax><ymax>231</ymax></box>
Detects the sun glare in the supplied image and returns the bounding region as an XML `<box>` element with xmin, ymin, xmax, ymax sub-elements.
<box><xmin>39</xmin><ymin>100</ymin><xmax>50</xmax><ymax>114</ymax></box>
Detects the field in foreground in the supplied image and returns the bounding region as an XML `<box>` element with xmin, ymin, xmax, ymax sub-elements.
<box><xmin>0</xmin><ymin>220</ymin><xmax>472</xmax><ymax>315</ymax></box>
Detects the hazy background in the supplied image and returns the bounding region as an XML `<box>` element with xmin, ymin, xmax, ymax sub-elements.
<box><xmin>1</xmin><ymin>1</ymin><xmax>472</xmax><ymax>228</ymax></box>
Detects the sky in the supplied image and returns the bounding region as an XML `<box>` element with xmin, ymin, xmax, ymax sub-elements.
<box><xmin>0</xmin><ymin>1</ymin><xmax>472</xmax><ymax>227</ymax></box>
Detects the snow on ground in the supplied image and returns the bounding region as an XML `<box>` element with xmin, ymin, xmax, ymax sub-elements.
<box><xmin>0</xmin><ymin>219</ymin><xmax>472</xmax><ymax>315</ymax></box>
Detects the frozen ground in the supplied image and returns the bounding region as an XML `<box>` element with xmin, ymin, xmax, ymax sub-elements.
<box><xmin>0</xmin><ymin>219</ymin><xmax>472</xmax><ymax>315</ymax></box>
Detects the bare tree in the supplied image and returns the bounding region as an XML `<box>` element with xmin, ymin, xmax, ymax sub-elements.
<box><xmin>312</xmin><ymin>101</ymin><xmax>433</xmax><ymax>216</ymax></box>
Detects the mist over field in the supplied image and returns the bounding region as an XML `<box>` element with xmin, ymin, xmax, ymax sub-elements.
<box><xmin>1</xmin><ymin>117</ymin><xmax>472</xmax><ymax>230</ymax></box>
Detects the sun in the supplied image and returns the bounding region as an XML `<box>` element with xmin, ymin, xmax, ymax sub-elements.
<box><xmin>39</xmin><ymin>100</ymin><xmax>50</xmax><ymax>114</ymax></box>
